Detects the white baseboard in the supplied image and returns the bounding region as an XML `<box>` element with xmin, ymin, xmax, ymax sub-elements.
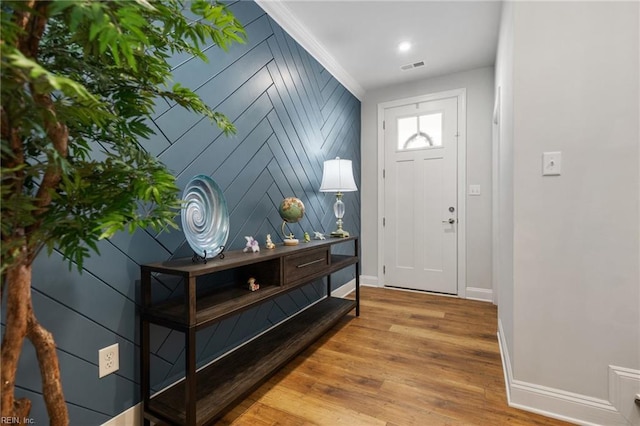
<box><xmin>332</xmin><ymin>279</ymin><xmax>356</xmax><ymax>298</ymax></box>
<box><xmin>101</xmin><ymin>403</ymin><xmax>140</xmax><ymax>426</ymax></box>
<box><xmin>497</xmin><ymin>320</ymin><xmax>635</xmax><ymax>426</ymax></box>
<box><xmin>465</xmin><ymin>286</ymin><xmax>493</xmax><ymax>302</ymax></box>
<box><xmin>360</xmin><ymin>277</ymin><xmax>493</xmax><ymax>302</ymax></box>
<box><xmin>360</xmin><ymin>275</ymin><xmax>380</xmax><ymax>287</ymax></box>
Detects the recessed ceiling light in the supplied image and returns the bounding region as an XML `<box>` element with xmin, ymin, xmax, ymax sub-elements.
<box><xmin>398</xmin><ymin>41</ymin><xmax>412</xmax><ymax>52</ymax></box>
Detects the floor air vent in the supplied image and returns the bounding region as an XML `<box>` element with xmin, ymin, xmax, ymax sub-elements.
<box><xmin>401</xmin><ymin>61</ymin><xmax>425</xmax><ymax>71</ymax></box>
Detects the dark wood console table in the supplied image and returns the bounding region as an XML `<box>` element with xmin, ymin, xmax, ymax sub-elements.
<box><xmin>140</xmin><ymin>237</ymin><xmax>359</xmax><ymax>425</ymax></box>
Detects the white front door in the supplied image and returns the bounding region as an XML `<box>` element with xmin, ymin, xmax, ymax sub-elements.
<box><xmin>383</xmin><ymin>96</ymin><xmax>458</xmax><ymax>294</ymax></box>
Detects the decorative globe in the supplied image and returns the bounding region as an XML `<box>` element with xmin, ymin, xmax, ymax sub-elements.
<box><xmin>279</xmin><ymin>197</ymin><xmax>305</xmax><ymax>223</ymax></box>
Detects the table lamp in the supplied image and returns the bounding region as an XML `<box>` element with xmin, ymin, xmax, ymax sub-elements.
<box><xmin>319</xmin><ymin>157</ymin><xmax>358</xmax><ymax>237</ymax></box>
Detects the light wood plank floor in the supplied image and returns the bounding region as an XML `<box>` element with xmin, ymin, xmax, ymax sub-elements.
<box><xmin>218</xmin><ymin>287</ymin><xmax>573</xmax><ymax>425</ymax></box>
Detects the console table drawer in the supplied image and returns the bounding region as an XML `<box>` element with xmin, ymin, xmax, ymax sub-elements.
<box><xmin>283</xmin><ymin>248</ymin><xmax>330</xmax><ymax>284</ymax></box>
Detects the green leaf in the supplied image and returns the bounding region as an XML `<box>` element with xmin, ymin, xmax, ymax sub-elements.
<box><xmin>1</xmin><ymin>0</ymin><xmax>245</xmax><ymax>273</ymax></box>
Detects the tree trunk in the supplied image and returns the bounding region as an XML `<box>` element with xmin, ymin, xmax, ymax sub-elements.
<box><xmin>1</xmin><ymin>254</ymin><xmax>69</xmax><ymax>424</ymax></box>
<box><xmin>2</xmin><ymin>3</ymin><xmax>70</xmax><ymax>423</ymax></box>
<box><xmin>1</xmin><ymin>260</ymin><xmax>30</xmax><ymax>418</ymax></box>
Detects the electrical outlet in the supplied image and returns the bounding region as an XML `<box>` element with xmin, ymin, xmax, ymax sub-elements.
<box><xmin>99</xmin><ymin>343</ymin><xmax>119</xmax><ymax>378</ymax></box>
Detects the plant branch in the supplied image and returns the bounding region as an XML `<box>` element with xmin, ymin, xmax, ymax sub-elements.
<box><xmin>27</xmin><ymin>307</ymin><xmax>68</xmax><ymax>424</ymax></box>
<box><xmin>0</xmin><ymin>106</ymin><xmax>24</xmax><ymax>179</ymax></box>
<box><xmin>21</xmin><ymin>1</ymin><xmax>48</xmax><ymax>59</ymax></box>
<box><xmin>30</xmin><ymin>92</ymin><xmax>69</xmax><ymax>215</ymax></box>
<box><xmin>18</xmin><ymin>2</ymin><xmax>70</xmax><ymax>237</ymax></box>
<box><xmin>12</xmin><ymin>1</ymin><xmax>37</xmax><ymax>51</ymax></box>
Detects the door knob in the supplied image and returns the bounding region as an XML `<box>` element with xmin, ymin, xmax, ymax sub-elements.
<box><xmin>442</xmin><ymin>218</ymin><xmax>455</xmax><ymax>224</ymax></box>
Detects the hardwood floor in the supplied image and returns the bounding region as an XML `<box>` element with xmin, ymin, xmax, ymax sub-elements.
<box><xmin>218</xmin><ymin>286</ymin><xmax>573</xmax><ymax>426</ymax></box>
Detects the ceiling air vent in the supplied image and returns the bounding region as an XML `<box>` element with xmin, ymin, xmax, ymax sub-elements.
<box><xmin>400</xmin><ymin>61</ymin><xmax>425</xmax><ymax>71</ymax></box>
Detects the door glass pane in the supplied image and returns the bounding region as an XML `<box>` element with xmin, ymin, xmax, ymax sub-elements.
<box><xmin>397</xmin><ymin>116</ymin><xmax>417</xmax><ymax>150</ymax></box>
<box><xmin>397</xmin><ymin>112</ymin><xmax>443</xmax><ymax>151</ymax></box>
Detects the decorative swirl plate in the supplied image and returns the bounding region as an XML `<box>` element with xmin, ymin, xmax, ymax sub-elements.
<box><xmin>181</xmin><ymin>175</ymin><xmax>229</xmax><ymax>259</ymax></box>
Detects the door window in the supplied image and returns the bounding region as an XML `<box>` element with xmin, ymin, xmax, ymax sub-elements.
<box><xmin>397</xmin><ymin>112</ymin><xmax>443</xmax><ymax>150</ymax></box>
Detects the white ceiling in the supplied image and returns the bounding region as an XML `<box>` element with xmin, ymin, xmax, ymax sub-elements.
<box><xmin>257</xmin><ymin>0</ymin><xmax>502</xmax><ymax>98</ymax></box>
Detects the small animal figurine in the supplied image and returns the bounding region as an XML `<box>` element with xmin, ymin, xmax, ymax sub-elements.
<box><xmin>247</xmin><ymin>277</ymin><xmax>260</xmax><ymax>291</ymax></box>
<box><xmin>265</xmin><ymin>234</ymin><xmax>275</xmax><ymax>249</ymax></box>
<box><xmin>313</xmin><ymin>231</ymin><xmax>326</xmax><ymax>240</ymax></box>
<box><xmin>303</xmin><ymin>232</ymin><xmax>311</xmax><ymax>243</ymax></box>
<box><xmin>243</xmin><ymin>236</ymin><xmax>260</xmax><ymax>253</ymax></box>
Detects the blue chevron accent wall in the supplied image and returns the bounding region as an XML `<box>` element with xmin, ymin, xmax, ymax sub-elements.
<box><xmin>4</xmin><ymin>2</ymin><xmax>360</xmax><ymax>424</ymax></box>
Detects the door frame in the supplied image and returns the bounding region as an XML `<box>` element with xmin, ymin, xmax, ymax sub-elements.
<box><xmin>377</xmin><ymin>88</ymin><xmax>467</xmax><ymax>298</ymax></box>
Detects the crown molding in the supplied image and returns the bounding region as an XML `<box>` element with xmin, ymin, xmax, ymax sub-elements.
<box><xmin>255</xmin><ymin>0</ymin><xmax>365</xmax><ymax>100</ymax></box>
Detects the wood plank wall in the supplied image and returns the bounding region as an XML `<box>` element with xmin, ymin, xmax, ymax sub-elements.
<box><xmin>4</xmin><ymin>2</ymin><xmax>361</xmax><ymax>423</ymax></box>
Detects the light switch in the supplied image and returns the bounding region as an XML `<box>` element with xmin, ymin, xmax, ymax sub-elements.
<box><xmin>542</xmin><ymin>151</ymin><xmax>562</xmax><ymax>176</ymax></box>
<box><xmin>469</xmin><ymin>184</ymin><xmax>481</xmax><ymax>196</ymax></box>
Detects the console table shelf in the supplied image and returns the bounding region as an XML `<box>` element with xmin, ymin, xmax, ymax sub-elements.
<box><xmin>140</xmin><ymin>237</ymin><xmax>359</xmax><ymax>426</ymax></box>
<box><xmin>147</xmin><ymin>297</ymin><xmax>354</xmax><ymax>425</ymax></box>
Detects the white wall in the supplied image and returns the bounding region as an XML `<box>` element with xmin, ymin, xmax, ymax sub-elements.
<box><xmin>361</xmin><ymin>67</ymin><xmax>495</xmax><ymax>296</ymax></box>
<box><xmin>496</xmin><ymin>1</ymin><xmax>640</xmax><ymax>423</ymax></box>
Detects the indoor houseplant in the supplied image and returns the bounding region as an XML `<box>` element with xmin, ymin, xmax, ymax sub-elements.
<box><xmin>0</xmin><ymin>0</ymin><xmax>244</xmax><ymax>422</ymax></box>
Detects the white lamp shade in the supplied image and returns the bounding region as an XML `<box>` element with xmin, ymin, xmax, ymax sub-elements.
<box><xmin>319</xmin><ymin>157</ymin><xmax>357</xmax><ymax>192</ymax></box>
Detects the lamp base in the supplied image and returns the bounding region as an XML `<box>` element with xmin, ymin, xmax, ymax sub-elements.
<box><xmin>283</xmin><ymin>238</ymin><xmax>299</xmax><ymax>246</ymax></box>
<box><xmin>330</xmin><ymin>229</ymin><xmax>350</xmax><ymax>238</ymax></box>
